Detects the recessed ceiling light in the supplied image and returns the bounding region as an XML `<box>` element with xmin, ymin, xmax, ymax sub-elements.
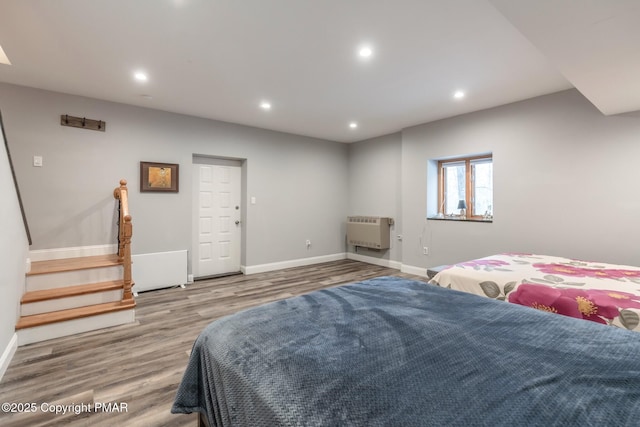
<box><xmin>349</xmin><ymin>122</ymin><xmax>358</xmax><ymax>129</ymax></box>
<box><xmin>260</xmin><ymin>101</ymin><xmax>272</xmax><ymax>110</ymax></box>
<box><xmin>453</xmin><ymin>90</ymin><xmax>465</xmax><ymax>99</ymax></box>
<box><xmin>358</xmin><ymin>46</ymin><xmax>373</xmax><ymax>58</ymax></box>
<box><xmin>134</xmin><ymin>71</ymin><xmax>148</xmax><ymax>82</ymax></box>
<box><xmin>0</xmin><ymin>45</ymin><xmax>11</xmax><ymax>65</ymax></box>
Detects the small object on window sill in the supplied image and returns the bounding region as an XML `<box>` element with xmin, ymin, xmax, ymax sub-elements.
<box><xmin>428</xmin><ymin>215</ymin><xmax>492</xmax><ymax>223</ymax></box>
<box><xmin>446</xmin><ymin>214</ymin><xmax>466</xmax><ymax>220</ymax></box>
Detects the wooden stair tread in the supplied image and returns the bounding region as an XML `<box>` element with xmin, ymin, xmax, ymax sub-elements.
<box><xmin>21</xmin><ymin>280</ymin><xmax>124</xmax><ymax>303</ymax></box>
<box><xmin>16</xmin><ymin>299</ymin><xmax>136</xmax><ymax>330</ymax></box>
<box><xmin>28</xmin><ymin>254</ymin><xmax>122</xmax><ymax>276</ymax></box>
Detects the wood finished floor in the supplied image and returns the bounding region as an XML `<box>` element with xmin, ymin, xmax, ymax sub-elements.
<box><xmin>0</xmin><ymin>260</ymin><xmax>426</xmax><ymax>427</ymax></box>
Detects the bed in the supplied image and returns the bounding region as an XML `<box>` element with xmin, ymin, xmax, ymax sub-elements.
<box><xmin>429</xmin><ymin>253</ymin><xmax>640</xmax><ymax>331</ymax></box>
<box><xmin>172</xmin><ymin>276</ymin><xmax>640</xmax><ymax>426</ymax></box>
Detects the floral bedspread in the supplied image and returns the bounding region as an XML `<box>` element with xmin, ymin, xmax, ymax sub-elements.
<box><xmin>429</xmin><ymin>253</ymin><xmax>640</xmax><ymax>331</ymax></box>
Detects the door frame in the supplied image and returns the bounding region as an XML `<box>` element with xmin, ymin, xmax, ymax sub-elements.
<box><xmin>191</xmin><ymin>155</ymin><xmax>246</xmax><ymax>280</ymax></box>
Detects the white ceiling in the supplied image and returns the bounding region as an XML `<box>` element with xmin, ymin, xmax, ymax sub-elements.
<box><xmin>0</xmin><ymin>1</ymin><xmax>636</xmax><ymax>143</ymax></box>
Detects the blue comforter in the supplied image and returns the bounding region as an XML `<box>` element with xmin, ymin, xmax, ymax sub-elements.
<box><xmin>172</xmin><ymin>276</ymin><xmax>640</xmax><ymax>426</ymax></box>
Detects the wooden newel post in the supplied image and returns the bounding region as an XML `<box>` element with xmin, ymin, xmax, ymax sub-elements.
<box><xmin>114</xmin><ymin>179</ymin><xmax>134</xmax><ymax>301</ymax></box>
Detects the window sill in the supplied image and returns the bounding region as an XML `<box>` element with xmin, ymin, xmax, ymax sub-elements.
<box><xmin>427</xmin><ymin>216</ymin><xmax>493</xmax><ymax>223</ymax></box>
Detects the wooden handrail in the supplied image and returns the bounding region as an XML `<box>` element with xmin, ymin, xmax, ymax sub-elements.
<box><xmin>1</xmin><ymin>110</ymin><xmax>32</xmax><ymax>245</ymax></box>
<box><xmin>113</xmin><ymin>179</ymin><xmax>134</xmax><ymax>301</ymax></box>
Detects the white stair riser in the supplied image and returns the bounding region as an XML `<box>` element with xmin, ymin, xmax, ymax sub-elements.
<box><xmin>28</xmin><ymin>244</ymin><xmax>119</xmax><ymax>262</ymax></box>
<box><xmin>21</xmin><ymin>290</ymin><xmax>123</xmax><ymax>316</ymax></box>
<box><xmin>26</xmin><ymin>266</ymin><xmax>123</xmax><ymax>291</ymax></box>
<box><xmin>17</xmin><ymin>309</ymin><xmax>136</xmax><ymax>346</ymax></box>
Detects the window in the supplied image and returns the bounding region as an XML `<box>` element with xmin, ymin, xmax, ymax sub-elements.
<box><xmin>438</xmin><ymin>154</ymin><xmax>493</xmax><ymax>220</ymax></box>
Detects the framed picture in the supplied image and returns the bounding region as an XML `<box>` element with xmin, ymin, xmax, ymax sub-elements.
<box><xmin>140</xmin><ymin>161</ymin><xmax>179</xmax><ymax>192</ymax></box>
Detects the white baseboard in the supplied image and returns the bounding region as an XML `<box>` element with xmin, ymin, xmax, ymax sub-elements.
<box><xmin>0</xmin><ymin>333</ymin><xmax>18</xmax><ymax>382</ymax></box>
<box><xmin>346</xmin><ymin>252</ymin><xmax>402</xmax><ymax>270</ymax></box>
<box><xmin>29</xmin><ymin>244</ymin><xmax>118</xmax><ymax>262</ymax></box>
<box><xmin>243</xmin><ymin>253</ymin><xmax>347</xmax><ymax>275</ymax></box>
<box><xmin>241</xmin><ymin>253</ymin><xmax>427</xmax><ymax>278</ymax></box>
<box><xmin>400</xmin><ymin>263</ymin><xmax>428</xmax><ymax>278</ymax></box>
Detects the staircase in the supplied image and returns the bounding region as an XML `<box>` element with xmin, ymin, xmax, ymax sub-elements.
<box><xmin>15</xmin><ymin>180</ymin><xmax>136</xmax><ymax>346</ymax></box>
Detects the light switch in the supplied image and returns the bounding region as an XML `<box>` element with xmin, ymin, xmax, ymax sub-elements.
<box><xmin>250</xmin><ymin>196</ymin><xmax>256</xmax><ymax>205</ymax></box>
<box><xmin>33</xmin><ymin>156</ymin><xmax>43</xmax><ymax>167</ymax></box>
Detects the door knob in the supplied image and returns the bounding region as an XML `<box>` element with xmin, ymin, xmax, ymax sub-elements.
<box><xmin>235</xmin><ymin>220</ymin><xmax>241</xmax><ymax>225</ymax></box>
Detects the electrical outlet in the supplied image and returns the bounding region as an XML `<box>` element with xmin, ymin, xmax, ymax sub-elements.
<box><xmin>423</xmin><ymin>247</ymin><xmax>429</xmax><ymax>255</ymax></box>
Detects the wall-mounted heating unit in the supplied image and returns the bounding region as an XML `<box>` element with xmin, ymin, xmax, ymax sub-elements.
<box><xmin>347</xmin><ymin>216</ymin><xmax>393</xmax><ymax>249</ymax></box>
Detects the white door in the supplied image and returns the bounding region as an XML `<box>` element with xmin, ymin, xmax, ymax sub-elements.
<box><xmin>193</xmin><ymin>163</ymin><xmax>241</xmax><ymax>278</ymax></box>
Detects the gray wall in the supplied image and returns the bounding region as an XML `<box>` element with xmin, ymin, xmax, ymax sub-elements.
<box><xmin>0</xmin><ymin>83</ymin><xmax>349</xmax><ymax>269</ymax></box>
<box><xmin>0</xmin><ymin>115</ymin><xmax>29</xmax><ymax>362</ymax></box>
<box><xmin>347</xmin><ymin>89</ymin><xmax>640</xmax><ymax>271</ymax></box>
<box><xmin>347</xmin><ymin>133</ymin><xmax>402</xmax><ymax>262</ymax></box>
<box><xmin>5</xmin><ymin>82</ymin><xmax>640</xmax><ymax>283</ymax></box>
<box><xmin>399</xmin><ymin>89</ymin><xmax>640</xmax><ymax>269</ymax></box>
